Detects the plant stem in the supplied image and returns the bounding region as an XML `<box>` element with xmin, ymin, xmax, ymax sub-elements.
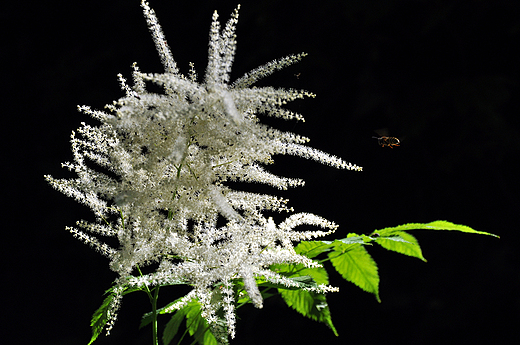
<box><xmin>137</xmin><ymin>265</ymin><xmax>160</xmax><ymax>345</ymax></box>
<box><xmin>151</xmin><ymin>286</ymin><xmax>160</xmax><ymax>345</ymax></box>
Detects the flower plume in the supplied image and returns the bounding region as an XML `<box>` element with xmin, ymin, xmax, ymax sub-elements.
<box><xmin>45</xmin><ymin>0</ymin><xmax>362</xmax><ymax>340</ymax></box>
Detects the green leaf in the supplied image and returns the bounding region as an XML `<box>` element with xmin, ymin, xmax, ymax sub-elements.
<box><xmin>322</xmin><ymin>233</ymin><xmax>367</xmax><ymax>246</ymax></box>
<box><xmin>329</xmin><ymin>243</ymin><xmax>380</xmax><ymax>302</ymax></box>
<box><xmin>376</xmin><ymin>232</ymin><xmax>427</xmax><ymax>261</ymax></box>
<box><xmin>140</xmin><ymin>298</ymin><xmax>180</xmax><ymax>329</ymax></box>
<box><xmin>258</xmin><ymin>274</ymin><xmax>319</xmax><ymax>290</ymax></box>
<box><xmin>186</xmin><ymin>301</ymin><xmax>206</xmax><ymax>337</ymax></box>
<box><xmin>275</xmin><ymin>264</ymin><xmax>338</xmax><ymax>336</ymax></box>
<box><xmin>270</xmin><ymin>261</ymin><xmax>332</xmax><ymax>291</ymax></box>
<box><xmin>140</xmin><ymin>304</ymin><xmax>169</xmax><ymax>329</ymax></box>
<box><xmin>279</xmin><ymin>289</ymin><xmax>338</xmax><ymax>336</ymax></box>
<box><xmin>372</xmin><ymin>220</ymin><xmax>499</xmax><ymax>238</ymax></box>
<box><xmin>237</xmin><ymin>288</ymin><xmax>276</xmax><ymax>305</ymax></box>
<box><xmin>88</xmin><ymin>284</ymin><xmax>143</xmax><ymax>344</ymax></box>
<box><xmin>88</xmin><ymin>292</ymin><xmax>113</xmax><ymax>345</ymax></box>
<box><xmin>203</xmin><ymin>327</ymin><xmax>218</xmax><ymax>345</ymax></box>
<box><xmin>337</xmin><ymin>235</ymin><xmax>369</xmax><ymax>245</ymax></box>
<box><xmin>162</xmin><ymin>308</ymin><xmax>188</xmax><ymax>345</ymax></box>
<box><xmin>141</xmin><ymin>289</ymin><xmax>195</xmax><ymax>329</ymax></box>
<box><xmin>161</xmin><ymin>300</ymin><xmax>217</xmax><ymax>345</ymax></box>
<box><xmin>295</xmin><ymin>240</ymin><xmax>333</xmax><ymax>258</ymax></box>
<box><xmin>280</xmin><ymin>264</ymin><xmax>330</xmax><ymax>284</ymax></box>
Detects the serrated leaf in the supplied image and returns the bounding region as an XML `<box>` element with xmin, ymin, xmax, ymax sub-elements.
<box><xmin>162</xmin><ymin>308</ymin><xmax>188</xmax><ymax>345</ymax></box>
<box><xmin>372</xmin><ymin>220</ymin><xmax>499</xmax><ymax>238</ymax></box>
<box><xmin>88</xmin><ymin>284</ymin><xmax>144</xmax><ymax>344</ymax></box>
<box><xmin>186</xmin><ymin>302</ymin><xmax>205</xmax><ymax>338</ymax></box>
<box><xmin>237</xmin><ymin>289</ymin><xmax>276</xmax><ymax>305</ymax></box>
<box><xmin>203</xmin><ymin>327</ymin><xmax>218</xmax><ymax>345</ymax></box>
<box><xmin>258</xmin><ymin>274</ymin><xmax>319</xmax><ymax>290</ymax></box>
<box><xmin>161</xmin><ymin>300</ymin><xmax>217</xmax><ymax>345</ymax></box>
<box><xmin>140</xmin><ymin>305</ymin><xmax>168</xmax><ymax>329</ymax></box>
<box><xmin>270</xmin><ymin>262</ymin><xmax>331</xmax><ymax>290</ymax></box>
<box><xmin>140</xmin><ymin>311</ymin><xmax>153</xmax><ymax>329</ymax></box>
<box><xmin>279</xmin><ymin>289</ymin><xmax>338</xmax><ymax>336</ymax></box>
<box><xmin>285</xmin><ymin>264</ymin><xmax>330</xmax><ymax>284</ymax></box>
<box><xmin>330</xmin><ymin>239</ymin><xmax>361</xmax><ymax>252</ymax></box>
<box><xmin>324</xmin><ymin>233</ymin><xmax>367</xmax><ymax>246</ymax></box>
<box><xmin>329</xmin><ymin>244</ymin><xmax>380</xmax><ymax>302</ymax></box>
<box><xmin>295</xmin><ymin>240</ymin><xmax>333</xmax><ymax>258</ymax></box>
<box><xmin>277</xmin><ymin>264</ymin><xmax>338</xmax><ymax>336</ymax></box>
<box><xmin>141</xmin><ymin>290</ymin><xmax>195</xmax><ymax>329</ymax></box>
<box><xmin>88</xmin><ymin>293</ymin><xmax>114</xmax><ymax>345</ymax></box>
<box><xmin>376</xmin><ymin>232</ymin><xmax>427</xmax><ymax>261</ymax></box>
<box><xmin>187</xmin><ymin>300</ymin><xmax>220</xmax><ymax>345</ymax></box>
<box><xmin>337</xmin><ymin>236</ymin><xmax>367</xmax><ymax>245</ymax></box>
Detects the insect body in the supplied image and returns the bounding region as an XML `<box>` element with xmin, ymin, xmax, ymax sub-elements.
<box><xmin>373</xmin><ymin>136</ymin><xmax>400</xmax><ymax>148</ymax></box>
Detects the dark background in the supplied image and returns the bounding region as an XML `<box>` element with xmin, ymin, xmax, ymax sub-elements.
<box><xmin>5</xmin><ymin>0</ymin><xmax>519</xmax><ymax>344</ymax></box>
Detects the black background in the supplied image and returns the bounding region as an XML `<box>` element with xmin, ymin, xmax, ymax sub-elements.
<box><xmin>5</xmin><ymin>0</ymin><xmax>519</xmax><ymax>344</ymax></box>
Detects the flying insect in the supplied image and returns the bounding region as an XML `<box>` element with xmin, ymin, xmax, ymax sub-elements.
<box><xmin>373</xmin><ymin>135</ymin><xmax>400</xmax><ymax>148</ymax></box>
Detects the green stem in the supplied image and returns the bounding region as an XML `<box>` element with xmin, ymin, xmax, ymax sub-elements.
<box><xmin>151</xmin><ymin>286</ymin><xmax>160</xmax><ymax>345</ymax></box>
<box><xmin>137</xmin><ymin>265</ymin><xmax>160</xmax><ymax>345</ymax></box>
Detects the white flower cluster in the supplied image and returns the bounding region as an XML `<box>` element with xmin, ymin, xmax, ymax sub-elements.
<box><xmin>45</xmin><ymin>0</ymin><xmax>362</xmax><ymax>340</ymax></box>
